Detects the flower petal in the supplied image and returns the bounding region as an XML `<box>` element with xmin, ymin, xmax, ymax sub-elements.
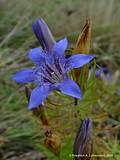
<box><xmin>66</xmin><ymin>54</ymin><xmax>95</xmax><ymax>71</ymax></box>
<box><xmin>12</xmin><ymin>69</ymin><xmax>35</xmax><ymax>83</ymax></box>
<box><xmin>57</xmin><ymin>78</ymin><xmax>82</xmax><ymax>99</ymax></box>
<box><xmin>32</xmin><ymin>21</ymin><xmax>44</xmax><ymax>47</ymax></box>
<box><xmin>39</xmin><ymin>18</ymin><xmax>56</xmax><ymax>51</ymax></box>
<box><xmin>28</xmin><ymin>85</ymin><xmax>53</xmax><ymax>110</ymax></box>
<box><xmin>32</xmin><ymin>18</ymin><xmax>55</xmax><ymax>52</ymax></box>
<box><xmin>52</xmin><ymin>38</ymin><xmax>68</xmax><ymax>57</ymax></box>
<box><xmin>28</xmin><ymin>48</ymin><xmax>45</xmax><ymax>65</ymax></box>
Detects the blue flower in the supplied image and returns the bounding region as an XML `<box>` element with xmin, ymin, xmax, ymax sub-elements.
<box><xmin>89</xmin><ymin>66</ymin><xmax>112</xmax><ymax>81</ymax></box>
<box><xmin>73</xmin><ymin>118</ymin><xmax>93</xmax><ymax>160</ymax></box>
<box><xmin>97</xmin><ymin>67</ymin><xmax>112</xmax><ymax>81</ymax></box>
<box><xmin>13</xmin><ymin>38</ymin><xmax>95</xmax><ymax>110</ymax></box>
<box><xmin>32</xmin><ymin>18</ymin><xmax>55</xmax><ymax>52</ymax></box>
<box><xmin>13</xmin><ymin>18</ymin><xmax>95</xmax><ymax>110</ymax></box>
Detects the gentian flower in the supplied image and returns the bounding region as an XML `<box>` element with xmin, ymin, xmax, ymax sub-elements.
<box><xmin>89</xmin><ymin>66</ymin><xmax>112</xmax><ymax>81</ymax></box>
<box><xmin>96</xmin><ymin>67</ymin><xmax>112</xmax><ymax>81</ymax></box>
<box><xmin>32</xmin><ymin>18</ymin><xmax>55</xmax><ymax>52</ymax></box>
<box><xmin>12</xmin><ymin>19</ymin><xmax>95</xmax><ymax>110</ymax></box>
<box><xmin>73</xmin><ymin>118</ymin><xmax>93</xmax><ymax>160</ymax></box>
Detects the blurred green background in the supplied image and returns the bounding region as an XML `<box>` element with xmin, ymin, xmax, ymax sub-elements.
<box><xmin>0</xmin><ymin>0</ymin><xmax>120</xmax><ymax>159</ymax></box>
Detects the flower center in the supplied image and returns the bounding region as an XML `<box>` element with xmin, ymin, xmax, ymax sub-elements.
<box><xmin>44</xmin><ymin>63</ymin><xmax>63</xmax><ymax>83</ymax></box>
<box><xmin>36</xmin><ymin>57</ymin><xmax>65</xmax><ymax>84</ymax></box>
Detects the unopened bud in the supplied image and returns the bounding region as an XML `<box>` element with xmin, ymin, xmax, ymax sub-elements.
<box><xmin>73</xmin><ymin>118</ymin><xmax>93</xmax><ymax>160</ymax></box>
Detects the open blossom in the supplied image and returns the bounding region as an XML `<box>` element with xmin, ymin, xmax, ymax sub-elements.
<box><xmin>95</xmin><ymin>67</ymin><xmax>112</xmax><ymax>81</ymax></box>
<box><xmin>73</xmin><ymin>118</ymin><xmax>93</xmax><ymax>160</ymax></box>
<box><xmin>89</xmin><ymin>66</ymin><xmax>112</xmax><ymax>81</ymax></box>
<box><xmin>12</xmin><ymin>19</ymin><xmax>95</xmax><ymax>110</ymax></box>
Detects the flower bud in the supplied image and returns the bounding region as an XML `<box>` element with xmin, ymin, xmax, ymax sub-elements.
<box><xmin>73</xmin><ymin>118</ymin><xmax>93</xmax><ymax>160</ymax></box>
